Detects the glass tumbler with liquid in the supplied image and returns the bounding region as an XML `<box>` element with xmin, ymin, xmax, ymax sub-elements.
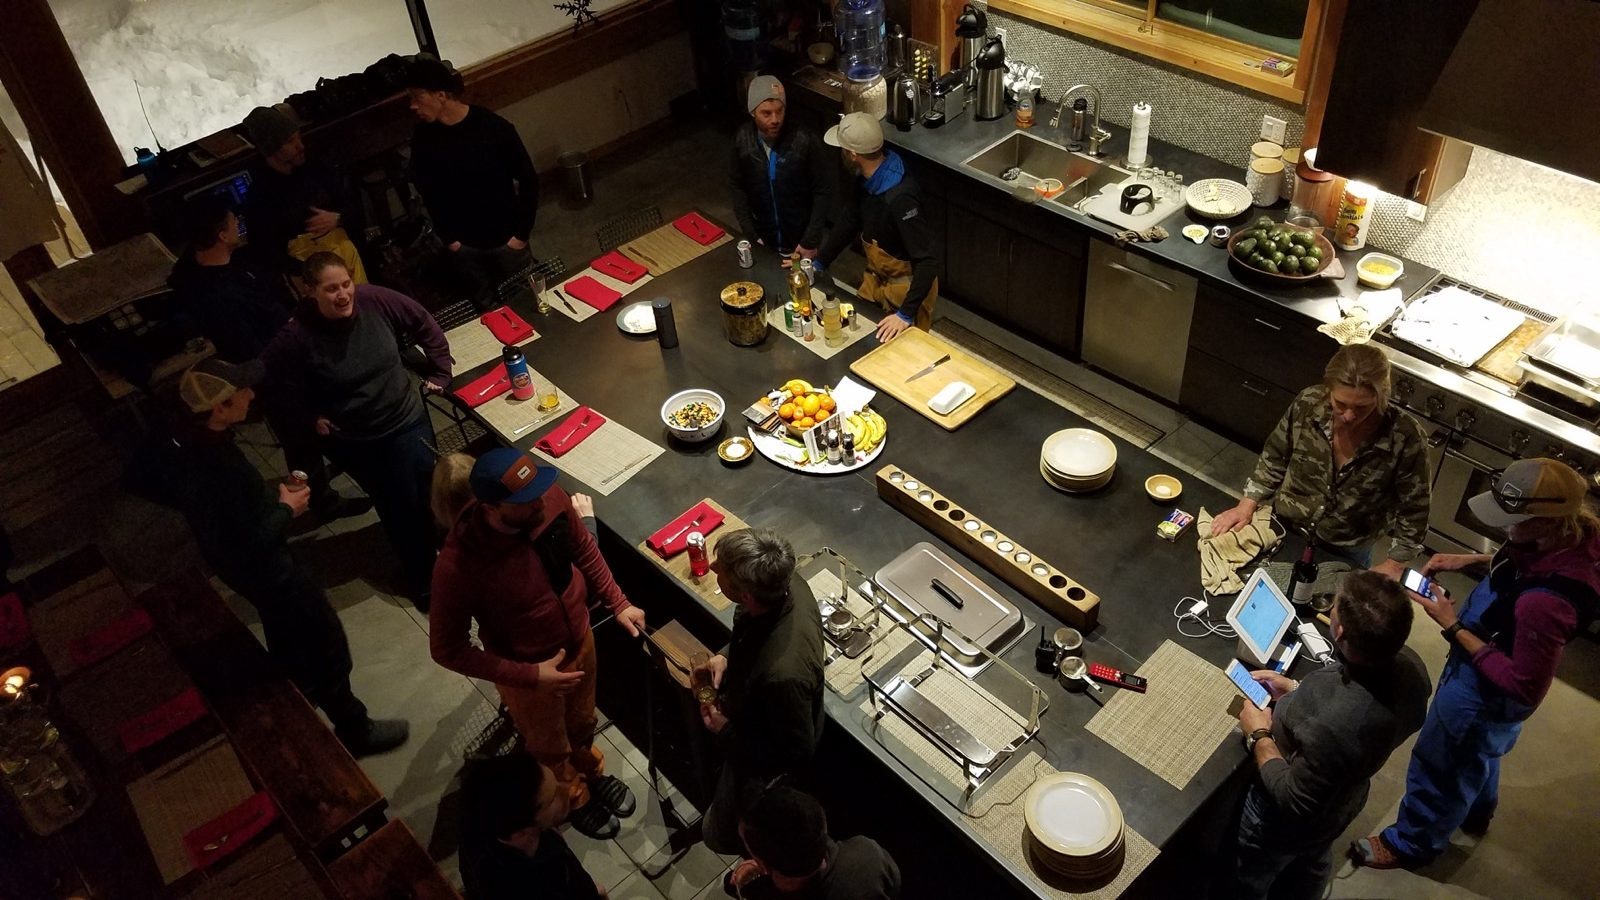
<box><xmin>821</xmin><ymin>291</ymin><xmax>843</xmax><ymax>347</ymax></box>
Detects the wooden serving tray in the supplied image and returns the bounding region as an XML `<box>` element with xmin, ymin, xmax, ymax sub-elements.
<box><xmin>849</xmin><ymin>328</ymin><xmax>1014</xmax><ymax>431</ymax></box>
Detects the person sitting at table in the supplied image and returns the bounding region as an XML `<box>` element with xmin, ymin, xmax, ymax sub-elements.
<box><xmin>129</xmin><ymin>359</ymin><xmax>409</xmax><ymax>757</ymax></box>
<box><xmin>241</xmin><ymin>104</ymin><xmax>368</xmax><ymax>286</ymax></box>
<box><xmin>1208</xmin><ymin>344</ymin><xmax>1431</xmax><ymax>579</ymax></box>
<box><xmin>1233</xmin><ymin>570</ymin><xmax>1430</xmax><ymax>900</ymax></box>
<box><xmin>402</xmin><ymin>57</ymin><xmax>539</xmax><ymax>309</ymax></box>
<box><xmin>260</xmin><ymin>252</ymin><xmax>451</xmax><ymax>608</ymax></box>
<box><xmin>458</xmin><ymin>752</ymin><xmax>604</xmax><ymax>900</ymax></box>
<box><xmin>169</xmin><ymin>194</ymin><xmax>365</xmax><ymax>522</ymax></box>
<box><xmin>726</xmin><ymin>786</ymin><xmax>901</xmax><ymax>899</ymax></box>
<box><xmin>430</xmin><ymin>449</ymin><xmax>645</xmax><ymax>840</ymax></box>
<box><xmin>694</xmin><ymin>528</ymin><xmax>824</xmax><ymax>854</ymax></box>
<box><xmin>729</xmin><ymin>76</ymin><xmax>833</xmax><ymax>259</ymax></box>
<box><xmin>813</xmin><ymin>112</ymin><xmax>940</xmax><ymax>344</ymax></box>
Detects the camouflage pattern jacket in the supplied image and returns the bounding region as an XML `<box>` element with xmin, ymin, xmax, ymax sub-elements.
<box><xmin>1245</xmin><ymin>385</ymin><xmax>1432</xmax><ymax>562</ymax></box>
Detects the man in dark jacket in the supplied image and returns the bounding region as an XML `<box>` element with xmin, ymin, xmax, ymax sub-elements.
<box><xmin>240</xmin><ymin>104</ymin><xmax>368</xmax><ymax>285</ymax></box>
<box><xmin>815</xmin><ymin>112</ymin><xmax>939</xmax><ymax>343</ymax></box>
<box><xmin>168</xmin><ymin>195</ymin><xmax>363</xmax><ymax>521</ymax></box>
<box><xmin>130</xmin><ymin>359</ymin><xmax>408</xmax><ymax>757</ymax></box>
<box><xmin>457</xmin><ymin>753</ymin><xmax>601</xmax><ymax>900</ymax></box>
<box><xmin>402</xmin><ymin>57</ymin><xmax>538</xmax><ymax>308</ymax></box>
<box><xmin>1232</xmin><ymin>571</ymin><xmax>1431</xmax><ymax>900</ymax></box>
<box><xmin>729</xmin><ymin>76</ymin><xmax>833</xmax><ymax>258</ymax></box>
<box><xmin>695</xmin><ymin>528</ymin><xmax>824</xmax><ymax>854</ymax></box>
<box><xmin>730</xmin><ymin>787</ymin><xmax>901</xmax><ymax>900</ymax></box>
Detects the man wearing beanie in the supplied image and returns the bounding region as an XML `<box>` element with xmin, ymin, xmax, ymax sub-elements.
<box><xmin>240</xmin><ymin>104</ymin><xmax>368</xmax><ymax>284</ymax></box>
<box><xmin>729</xmin><ymin>75</ymin><xmax>833</xmax><ymax>259</ymax></box>
<box><xmin>402</xmin><ymin>57</ymin><xmax>540</xmax><ymax>309</ymax></box>
<box><xmin>815</xmin><ymin>112</ymin><xmax>940</xmax><ymax>343</ymax></box>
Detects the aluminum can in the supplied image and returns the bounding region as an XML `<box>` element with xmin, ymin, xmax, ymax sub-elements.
<box><xmin>687</xmin><ymin>532</ymin><xmax>710</xmax><ymax>578</ymax></box>
<box><xmin>737</xmin><ymin>240</ymin><xmax>754</xmax><ymax>268</ymax></box>
<box><xmin>286</xmin><ymin>470</ymin><xmax>309</xmax><ymax>489</ymax></box>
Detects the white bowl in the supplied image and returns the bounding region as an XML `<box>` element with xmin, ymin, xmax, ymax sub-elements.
<box><xmin>661</xmin><ymin>389</ymin><xmax>725</xmax><ymax>442</ymax></box>
<box><xmin>1042</xmin><ymin>429</ymin><xmax>1118</xmax><ymax>478</ymax></box>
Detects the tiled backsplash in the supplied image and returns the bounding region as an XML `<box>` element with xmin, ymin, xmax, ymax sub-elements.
<box><xmin>993</xmin><ymin>9</ymin><xmax>1599</xmax><ymax>317</ymax></box>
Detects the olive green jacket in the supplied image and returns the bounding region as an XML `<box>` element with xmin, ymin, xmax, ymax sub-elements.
<box><xmin>1244</xmin><ymin>385</ymin><xmax>1432</xmax><ymax>562</ymax></box>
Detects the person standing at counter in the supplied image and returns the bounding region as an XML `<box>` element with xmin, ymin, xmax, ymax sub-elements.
<box><xmin>240</xmin><ymin>104</ymin><xmax>368</xmax><ymax>284</ymax></box>
<box><xmin>727</xmin><ymin>787</ymin><xmax>901</xmax><ymax>899</ymax></box>
<box><xmin>1209</xmin><ymin>344</ymin><xmax>1430</xmax><ymax>578</ymax></box>
<box><xmin>260</xmin><ymin>252</ymin><xmax>450</xmax><ymax>607</ymax></box>
<box><xmin>813</xmin><ymin>112</ymin><xmax>939</xmax><ymax>343</ymax></box>
<box><xmin>729</xmin><ymin>76</ymin><xmax>833</xmax><ymax>258</ymax></box>
<box><xmin>695</xmin><ymin>528</ymin><xmax>825</xmax><ymax>854</ymax></box>
<box><xmin>1355</xmin><ymin>458</ymin><xmax>1600</xmax><ymax>870</ymax></box>
<box><xmin>403</xmin><ymin>57</ymin><xmax>539</xmax><ymax>309</ymax></box>
<box><xmin>1232</xmin><ymin>571</ymin><xmax>1430</xmax><ymax>900</ymax></box>
<box><xmin>430</xmin><ymin>449</ymin><xmax>646</xmax><ymax>840</ymax></box>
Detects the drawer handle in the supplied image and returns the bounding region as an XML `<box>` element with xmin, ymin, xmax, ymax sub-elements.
<box><xmin>1240</xmin><ymin>380</ymin><xmax>1271</xmax><ymax>398</ymax></box>
<box><xmin>1108</xmin><ymin>262</ymin><xmax>1174</xmax><ymax>292</ymax></box>
<box><xmin>1251</xmin><ymin>317</ymin><xmax>1282</xmax><ymax>331</ymax></box>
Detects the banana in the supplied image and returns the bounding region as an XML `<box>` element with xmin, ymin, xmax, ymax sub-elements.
<box><xmin>846</xmin><ymin>414</ymin><xmax>868</xmax><ymax>444</ymax></box>
<box><xmin>783</xmin><ymin>379</ymin><xmax>814</xmax><ymax>396</ymax></box>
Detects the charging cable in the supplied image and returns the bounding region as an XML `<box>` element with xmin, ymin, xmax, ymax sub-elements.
<box><xmin>1173</xmin><ymin>595</ymin><xmax>1237</xmax><ymax>639</ymax></box>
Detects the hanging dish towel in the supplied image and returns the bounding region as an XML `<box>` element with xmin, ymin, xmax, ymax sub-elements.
<box><xmin>1196</xmin><ymin>505</ymin><xmax>1284</xmax><ymax>594</ymax></box>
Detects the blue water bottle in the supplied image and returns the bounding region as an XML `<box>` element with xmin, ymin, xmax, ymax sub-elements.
<box><xmin>503</xmin><ymin>345</ymin><xmax>535</xmax><ymax>400</ymax></box>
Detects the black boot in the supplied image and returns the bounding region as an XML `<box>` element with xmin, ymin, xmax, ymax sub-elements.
<box><xmin>567</xmin><ymin>798</ymin><xmax>621</xmax><ymax>840</ymax></box>
<box><xmin>337</xmin><ymin>718</ymin><xmax>410</xmax><ymax>758</ymax></box>
<box><xmin>590</xmin><ymin>774</ymin><xmax>637</xmax><ymax>818</ymax></box>
<box><xmin>313</xmin><ymin>493</ymin><xmax>374</xmax><ymax>523</ymax></box>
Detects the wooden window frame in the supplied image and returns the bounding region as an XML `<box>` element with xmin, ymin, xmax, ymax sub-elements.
<box><xmin>986</xmin><ymin>0</ymin><xmax>1328</xmax><ymax>103</ymax></box>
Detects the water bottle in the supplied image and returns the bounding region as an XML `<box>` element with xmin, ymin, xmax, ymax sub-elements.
<box><xmin>503</xmin><ymin>345</ymin><xmax>535</xmax><ymax>401</ymax></box>
<box><xmin>721</xmin><ymin>0</ymin><xmax>767</xmax><ymax>72</ymax></box>
<box><xmin>834</xmin><ymin>0</ymin><xmax>886</xmax><ymax>83</ymax></box>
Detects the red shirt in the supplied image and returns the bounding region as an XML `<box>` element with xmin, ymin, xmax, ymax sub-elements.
<box><xmin>1470</xmin><ymin>534</ymin><xmax>1600</xmax><ymax>707</ymax></box>
<box><xmin>429</xmin><ymin>487</ymin><xmax>631</xmax><ymax>688</ymax></box>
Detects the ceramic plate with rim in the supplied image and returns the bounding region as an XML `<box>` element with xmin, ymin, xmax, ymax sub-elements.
<box><xmin>1042</xmin><ymin>429</ymin><xmax>1118</xmax><ymax>478</ymax></box>
<box><xmin>616</xmin><ymin>301</ymin><xmax>656</xmax><ymax>334</ymax></box>
<box><xmin>1024</xmin><ymin>772</ymin><xmax>1124</xmax><ymax>858</ymax></box>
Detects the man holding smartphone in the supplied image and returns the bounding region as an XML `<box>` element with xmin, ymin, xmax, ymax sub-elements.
<box><xmin>1231</xmin><ymin>572</ymin><xmax>1431</xmax><ymax>900</ymax></box>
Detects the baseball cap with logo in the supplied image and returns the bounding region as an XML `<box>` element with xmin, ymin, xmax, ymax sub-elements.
<box><xmin>824</xmin><ymin>112</ymin><xmax>884</xmax><ymax>155</ymax></box>
<box><xmin>746</xmin><ymin>75</ymin><xmax>786</xmax><ymax>113</ymax></box>
<box><xmin>178</xmin><ymin>358</ymin><xmax>264</xmax><ymax>413</ymax></box>
<box><xmin>243</xmin><ymin>104</ymin><xmax>302</xmax><ymax>155</ymax></box>
<box><xmin>1468</xmin><ymin>457</ymin><xmax>1590</xmax><ymax>528</ymax></box>
<box><xmin>469</xmin><ymin>447</ymin><xmax>559</xmax><ymax>505</ymax></box>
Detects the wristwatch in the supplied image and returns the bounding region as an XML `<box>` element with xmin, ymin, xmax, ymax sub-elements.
<box><xmin>1245</xmin><ymin>728</ymin><xmax>1274</xmax><ymax>753</ymax></box>
<box><xmin>1441</xmin><ymin>622</ymin><xmax>1465</xmax><ymax>644</ymax></box>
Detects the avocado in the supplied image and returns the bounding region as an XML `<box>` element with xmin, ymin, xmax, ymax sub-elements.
<box><xmin>1282</xmin><ymin>256</ymin><xmax>1302</xmax><ymax>274</ymax></box>
<box><xmin>1261</xmin><ymin>259</ymin><xmax>1280</xmax><ymax>274</ymax></box>
<box><xmin>1259</xmin><ymin>239</ymin><xmax>1279</xmax><ymax>255</ymax></box>
<box><xmin>1250</xmin><ymin>252</ymin><xmax>1268</xmax><ymax>268</ymax></box>
<box><xmin>1287</xmin><ymin>244</ymin><xmax>1306</xmax><ymax>258</ymax></box>
<box><xmin>1269</xmin><ymin>250</ymin><xmax>1287</xmax><ymax>265</ymax></box>
<box><xmin>1237</xmin><ymin>237</ymin><xmax>1259</xmax><ymax>256</ymax></box>
<box><xmin>1255</xmin><ymin>216</ymin><xmax>1275</xmax><ymax>229</ymax></box>
<box><xmin>1305</xmin><ymin>245</ymin><xmax>1325</xmax><ymax>261</ymax></box>
<box><xmin>1289</xmin><ymin>231</ymin><xmax>1315</xmax><ymax>249</ymax></box>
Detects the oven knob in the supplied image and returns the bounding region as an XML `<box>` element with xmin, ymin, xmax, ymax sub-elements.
<box><xmin>1544</xmin><ymin>444</ymin><xmax>1568</xmax><ymax>463</ymax></box>
<box><xmin>1425</xmin><ymin>394</ymin><xmax>1446</xmax><ymax>418</ymax></box>
<box><xmin>1394</xmin><ymin>378</ymin><xmax>1416</xmax><ymax>401</ymax></box>
<box><xmin>1510</xmin><ymin>430</ymin><xmax>1531</xmax><ymax>453</ymax></box>
<box><xmin>1454</xmin><ymin>408</ymin><xmax>1476</xmax><ymax>432</ymax></box>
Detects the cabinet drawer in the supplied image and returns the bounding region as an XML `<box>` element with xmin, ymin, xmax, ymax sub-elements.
<box><xmin>1189</xmin><ymin>286</ymin><xmax>1335</xmax><ymax>392</ymax></box>
<box><xmin>1180</xmin><ymin>347</ymin><xmax>1294</xmax><ymax>451</ymax></box>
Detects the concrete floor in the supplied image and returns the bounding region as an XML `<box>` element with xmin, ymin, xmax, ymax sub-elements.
<box><xmin>20</xmin><ymin>118</ymin><xmax>1598</xmax><ymax>898</ymax></box>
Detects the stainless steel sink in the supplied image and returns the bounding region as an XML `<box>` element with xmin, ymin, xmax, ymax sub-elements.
<box><xmin>960</xmin><ymin>131</ymin><xmax>1130</xmax><ymax>207</ymax></box>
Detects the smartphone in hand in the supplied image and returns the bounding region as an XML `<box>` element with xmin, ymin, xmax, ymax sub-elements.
<box><xmin>1227</xmin><ymin>659</ymin><xmax>1272</xmax><ymax>709</ymax></box>
<box><xmin>1402</xmin><ymin>568</ymin><xmax>1436</xmax><ymax>598</ymax></box>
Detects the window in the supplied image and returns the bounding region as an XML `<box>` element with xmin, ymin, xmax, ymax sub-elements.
<box><xmin>431</xmin><ymin>0</ymin><xmax>638</xmax><ymax>66</ymax></box>
<box><xmin>990</xmin><ymin>0</ymin><xmax>1327</xmax><ymax>102</ymax></box>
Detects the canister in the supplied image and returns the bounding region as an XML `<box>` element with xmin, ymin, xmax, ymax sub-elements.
<box><xmin>1280</xmin><ymin>148</ymin><xmax>1300</xmax><ymax>201</ymax></box>
<box><xmin>719</xmin><ymin>281</ymin><xmax>768</xmax><ymax>346</ymax></box>
<box><xmin>1246</xmin><ymin>157</ymin><xmax>1285</xmax><ymax>207</ymax></box>
<box><xmin>1249</xmin><ymin>140</ymin><xmax>1284</xmax><ymax>167</ymax></box>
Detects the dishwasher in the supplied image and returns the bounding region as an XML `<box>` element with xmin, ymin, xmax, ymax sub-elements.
<box><xmin>1082</xmin><ymin>241</ymin><xmax>1198</xmax><ymax>402</ymax></box>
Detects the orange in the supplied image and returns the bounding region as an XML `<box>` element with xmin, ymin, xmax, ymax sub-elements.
<box><xmin>818</xmin><ymin>395</ymin><xmax>836</xmax><ymax>412</ymax></box>
<box><xmin>778</xmin><ymin>403</ymin><xmax>796</xmax><ymax>420</ymax></box>
<box><xmin>795</xmin><ymin>416</ymin><xmax>814</xmax><ymax>429</ymax></box>
<box><xmin>816</xmin><ymin>409</ymin><xmax>831</xmax><ymax>422</ymax></box>
<box><xmin>801</xmin><ymin>395</ymin><xmax>822</xmax><ymax>417</ymax></box>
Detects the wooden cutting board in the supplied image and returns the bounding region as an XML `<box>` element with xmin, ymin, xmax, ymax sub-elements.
<box><xmin>849</xmin><ymin>328</ymin><xmax>1015</xmax><ymax>430</ymax></box>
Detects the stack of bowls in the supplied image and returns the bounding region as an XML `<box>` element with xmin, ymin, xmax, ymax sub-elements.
<box><xmin>1024</xmin><ymin>773</ymin><xmax>1126</xmax><ymax>880</ymax></box>
<box><xmin>1040</xmin><ymin>429</ymin><xmax>1117</xmax><ymax>492</ymax></box>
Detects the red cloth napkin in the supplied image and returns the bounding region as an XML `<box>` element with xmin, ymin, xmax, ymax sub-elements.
<box><xmin>183</xmin><ymin>791</ymin><xmax>278</xmax><ymax>870</ymax></box>
<box><xmin>673</xmin><ymin>212</ymin><xmax>725</xmax><ymax>246</ymax></box>
<box><xmin>68</xmin><ymin>608</ymin><xmax>152</xmax><ymax>667</ymax></box>
<box><xmin>0</xmin><ymin>592</ymin><xmax>27</xmax><ymax>650</ymax></box>
<box><xmin>482</xmin><ymin>306</ymin><xmax>536</xmax><ymax>344</ymax></box>
<box><xmin>591</xmin><ymin>251</ymin><xmax>648</xmax><ymax>284</ymax></box>
<box><xmin>564</xmin><ymin>276</ymin><xmax>623</xmax><ymax>311</ymax></box>
<box><xmin>646</xmin><ymin>501</ymin><xmax>726</xmax><ymax>558</ymax></box>
<box><xmin>454</xmin><ymin>363</ymin><xmax>512</xmax><ymax>407</ymax></box>
<box><xmin>118</xmin><ymin>687</ymin><xmax>207</xmax><ymax>753</ymax></box>
<box><xmin>535</xmin><ymin>407</ymin><xmax>607</xmax><ymax>457</ymax></box>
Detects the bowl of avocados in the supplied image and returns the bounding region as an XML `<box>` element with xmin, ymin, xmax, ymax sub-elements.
<box><xmin>1226</xmin><ymin>216</ymin><xmax>1335</xmax><ymax>286</ymax></box>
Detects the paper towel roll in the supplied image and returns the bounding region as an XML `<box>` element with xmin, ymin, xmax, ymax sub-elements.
<box><xmin>1127</xmin><ymin>102</ymin><xmax>1151</xmax><ymax>169</ymax></box>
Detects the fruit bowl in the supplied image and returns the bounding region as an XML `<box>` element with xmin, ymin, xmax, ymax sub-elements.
<box><xmin>1226</xmin><ymin>217</ymin><xmax>1336</xmax><ymax>286</ymax></box>
<box><xmin>662</xmin><ymin>389</ymin><xmax>725</xmax><ymax>442</ymax></box>
<box><xmin>768</xmin><ymin>379</ymin><xmax>840</xmax><ymax>438</ymax></box>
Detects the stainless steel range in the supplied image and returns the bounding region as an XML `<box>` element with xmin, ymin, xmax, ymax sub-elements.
<box><xmin>1382</xmin><ymin>277</ymin><xmax>1600</xmax><ymax>555</ymax></box>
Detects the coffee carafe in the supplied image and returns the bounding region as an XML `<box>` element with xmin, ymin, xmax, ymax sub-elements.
<box><xmin>954</xmin><ymin>3</ymin><xmax>986</xmax><ymax>88</ymax></box>
<box><xmin>974</xmin><ymin>36</ymin><xmax>1006</xmax><ymax>120</ymax></box>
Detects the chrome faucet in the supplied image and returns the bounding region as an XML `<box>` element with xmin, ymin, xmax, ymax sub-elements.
<box><xmin>1048</xmin><ymin>83</ymin><xmax>1112</xmax><ymax>156</ymax></box>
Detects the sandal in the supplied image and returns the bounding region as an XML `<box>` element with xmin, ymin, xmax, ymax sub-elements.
<box><xmin>1349</xmin><ymin>834</ymin><xmax>1413</xmax><ymax>870</ymax></box>
<box><xmin>567</xmin><ymin>798</ymin><xmax>621</xmax><ymax>840</ymax></box>
<box><xmin>591</xmin><ymin>774</ymin><xmax>637</xmax><ymax>818</ymax></box>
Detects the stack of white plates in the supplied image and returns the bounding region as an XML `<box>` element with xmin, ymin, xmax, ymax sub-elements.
<box><xmin>1024</xmin><ymin>772</ymin><xmax>1126</xmax><ymax>880</ymax></box>
<box><xmin>1040</xmin><ymin>429</ymin><xmax>1117</xmax><ymax>492</ymax></box>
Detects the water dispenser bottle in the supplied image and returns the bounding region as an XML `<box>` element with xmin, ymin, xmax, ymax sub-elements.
<box><xmin>722</xmin><ymin>0</ymin><xmax>767</xmax><ymax>72</ymax></box>
<box><xmin>834</xmin><ymin>0</ymin><xmax>886</xmax><ymax>83</ymax></box>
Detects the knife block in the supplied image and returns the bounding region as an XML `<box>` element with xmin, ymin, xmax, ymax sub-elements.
<box><xmin>875</xmin><ymin>465</ymin><xmax>1100</xmax><ymax>630</ymax></box>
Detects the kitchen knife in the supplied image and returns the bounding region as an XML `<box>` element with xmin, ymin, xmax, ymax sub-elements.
<box><xmin>905</xmin><ymin>353</ymin><xmax>952</xmax><ymax>382</ymax></box>
<box><xmin>930</xmin><ymin>577</ymin><xmax>965</xmax><ymax>610</ymax></box>
<box><xmin>554</xmin><ymin>288</ymin><xmax>579</xmax><ymax>314</ymax></box>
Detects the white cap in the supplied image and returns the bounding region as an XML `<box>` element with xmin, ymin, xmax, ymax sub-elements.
<box><xmin>824</xmin><ymin>112</ymin><xmax>884</xmax><ymax>154</ymax></box>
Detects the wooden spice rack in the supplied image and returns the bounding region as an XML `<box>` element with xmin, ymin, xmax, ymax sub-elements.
<box><xmin>875</xmin><ymin>464</ymin><xmax>1101</xmax><ymax>630</ymax></box>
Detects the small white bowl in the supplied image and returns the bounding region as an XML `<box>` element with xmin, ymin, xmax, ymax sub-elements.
<box><xmin>661</xmin><ymin>389</ymin><xmax>725</xmax><ymax>443</ymax></box>
<box><xmin>808</xmin><ymin>42</ymin><xmax>836</xmax><ymax>66</ymax></box>
<box><xmin>1356</xmin><ymin>252</ymin><xmax>1404</xmax><ymax>289</ymax></box>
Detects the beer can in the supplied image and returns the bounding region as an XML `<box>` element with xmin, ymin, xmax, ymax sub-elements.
<box><xmin>286</xmin><ymin>470</ymin><xmax>309</xmax><ymax>489</ymax></box>
<box><xmin>737</xmin><ymin>240</ymin><xmax>754</xmax><ymax>268</ymax></box>
<box><xmin>687</xmin><ymin>532</ymin><xmax>710</xmax><ymax>578</ymax></box>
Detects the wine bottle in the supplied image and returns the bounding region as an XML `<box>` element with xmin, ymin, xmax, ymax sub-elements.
<box><xmin>1289</xmin><ymin>531</ymin><xmax>1318</xmax><ymax>607</ymax></box>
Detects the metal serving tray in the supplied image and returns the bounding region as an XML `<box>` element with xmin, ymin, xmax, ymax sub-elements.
<box><xmin>875</xmin><ymin>542</ymin><xmax>1028</xmax><ymax>676</ymax></box>
<box><xmin>1523</xmin><ymin>315</ymin><xmax>1600</xmax><ymax>388</ymax></box>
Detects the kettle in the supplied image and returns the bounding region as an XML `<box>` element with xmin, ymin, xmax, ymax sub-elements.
<box><xmin>889</xmin><ymin>72</ymin><xmax>922</xmax><ymax>131</ymax></box>
<box><xmin>974</xmin><ymin>36</ymin><xmax>1007</xmax><ymax>121</ymax></box>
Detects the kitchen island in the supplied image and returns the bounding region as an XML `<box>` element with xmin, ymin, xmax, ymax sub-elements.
<box><xmin>449</xmin><ymin>240</ymin><xmax>1270</xmax><ymax>898</ymax></box>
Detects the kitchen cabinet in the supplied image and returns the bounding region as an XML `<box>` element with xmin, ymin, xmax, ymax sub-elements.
<box><xmin>1180</xmin><ymin>347</ymin><xmax>1296</xmax><ymax>449</ymax></box>
<box><xmin>1009</xmin><ymin>234</ymin><xmax>1082</xmax><ymax>356</ymax></box>
<box><xmin>945</xmin><ymin>205</ymin><xmax>1012</xmax><ymax>321</ymax></box>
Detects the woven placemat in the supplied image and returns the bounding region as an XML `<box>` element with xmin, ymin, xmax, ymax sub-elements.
<box><xmin>126</xmin><ymin>736</ymin><xmax>256</xmax><ymax>884</ymax></box>
<box><xmin>963</xmin><ymin>751</ymin><xmax>1160</xmax><ymax>900</ymax></box>
<box><xmin>186</xmin><ymin>833</ymin><xmax>323</xmax><ymax>900</ymax></box>
<box><xmin>1084</xmin><ymin>640</ymin><xmax>1238</xmax><ymax>790</ymax></box>
<box><xmin>30</xmin><ymin>571</ymin><xmax>133</xmax><ymax>679</ymax></box>
<box><xmin>58</xmin><ymin>635</ymin><xmax>193</xmax><ymax>765</ymax></box>
<box><xmin>531</xmin><ymin>418</ymin><xmax>662</xmax><ymax>496</ymax></box>
<box><xmin>764</xmin><ymin>290</ymin><xmax>877</xmax><ymax>360</ymax></box>
<box><xmin>444</xmin><ymin>320</ymin><xmax>540</xmax><ymax>375</ymax></box>
<box><xmin>473</xmin><ymin>366</ymin><xmax>578</xmax><ymax>441</ymax></box>
<box><xmin>617</xmin><ymin>219</ymin><xmax>733</xmax><ymax>276</ymax></box>
<box><xmin>548</xmin><ymin>268</ymin><xmax>655</xmax><ymax>323</ymax></box>
<box><xmin>635</xmin><ymin>499</ymin><xmax>747</xmax><ymax>611</ymax></box>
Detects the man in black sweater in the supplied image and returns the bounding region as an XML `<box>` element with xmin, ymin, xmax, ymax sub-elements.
<box><xmin>815</xmin><ymin>112</ymin><xmax>939</xmax><ymax>344</ymax></box>
<box><xmin>729</xmin><ymin>76</ymin><xmax>833</xmax><ymax>259</ymax></box>
<box><xmin>1232</xmin><ymin>570</ymin><xmax>1431</xmax><ymax>900</ymax></box>
<box><xmin>240</xmin><ymin>104</ymin><xmax>368</xmax><ymax>285</ymax></box>
<box><xmin>402</xmin><ymin>57</ymin><xmax>538</xmax><ymax>309</ymax></box>
<box><xmin>130</xmin><ymin>359</ymin><xmax>408</xmax><ymax>757</ymax></box>
<box><xmin>730</xmin><ymin>787</ymin><xmax>901</xmax><ymax>900</ymax></box>
<box><xmin>694</xmin><ymin>528</ymin><xmax>824</xmax><ymax>855</ymax></box>
<box><xmin>457</xmin><ymin>753</ymin><xmax>602</xmax><ymax>900</ymax></box>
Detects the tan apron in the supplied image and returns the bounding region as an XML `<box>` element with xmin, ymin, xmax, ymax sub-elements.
<box><xmin>859</xmin><ymin>240</ymin><xmax>936</xmax><ymax>331</ymax></box>
<box><xmin>287</xmin><ymin>226</ymin><xmax>369</xmax><ymax>284</ymax></box>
